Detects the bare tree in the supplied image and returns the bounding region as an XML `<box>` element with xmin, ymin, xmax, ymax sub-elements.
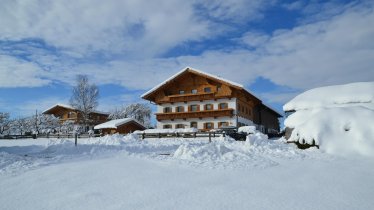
<box><xmin>109</xmin><ymin>103</ymin><xmax>151</xmax><ymax>127</ymax></box>
<box><xmin>31</xmin><ymin>114</ymin><xmax>60</xmax><ymax>134</ymax></box>
<box><xmin>0</xmin><ymin>112</ymin><xmax>11</xmax><ymax>135</ymax></box>
<box><xmin>70</xmin><ymin>75</ymin><xmax>99</xmax><ymax>130</ymax></box>
<box><xmin>12</xmin><ymin>117</ymin><xmax>30</xmax><ymax>135</ymax></box>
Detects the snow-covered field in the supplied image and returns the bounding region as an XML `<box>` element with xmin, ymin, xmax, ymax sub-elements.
<box><xmin>1</xmin><ymin>135</ymin><xmax>373</xmax><ymax>210</ymax></box>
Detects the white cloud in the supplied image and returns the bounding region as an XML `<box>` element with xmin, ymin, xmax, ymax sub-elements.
<box><xmin>0</xmin><ymin>55</ymin><xmax>51</xmax><ymax>87</ymax></box>
<box><xmin>0</xmin><ymin>0</ymin><xmax>270</xmax><ymax>58</ymax></box>
<box><xmin>0</xmin><ymin>0</ymin><xmax>373</xmax><ymax>94</ymax></box>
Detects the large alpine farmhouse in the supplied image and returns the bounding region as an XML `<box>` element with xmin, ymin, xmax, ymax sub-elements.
<box><xmin>141</xmin><ymin>67</ymin><xmax>281</xmax><ymax>133</ymax></box>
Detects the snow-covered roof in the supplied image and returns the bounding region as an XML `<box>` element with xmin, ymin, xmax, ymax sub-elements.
<box><xmin>94</xmin><ymin>118</ymin><xmax>144</xmax><ymax>130</ymax></box>
<box><xmin>43</xmin><ymin>103</ymin><xmax>109</xmax><ymax>115</ymax></box>
<box><xmin>283</xmin><ymin>82</ymin><xmax>374</xmax><ymax>111</ymax></box>
<box><xmin>141</xmin><ymin>67</ymin><xmax>244</xmax><ymax>98</ymax></box>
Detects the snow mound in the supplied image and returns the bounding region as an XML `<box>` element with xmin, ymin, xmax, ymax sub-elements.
<box><xmin>173</xmin><ymin>143</ymin><xmax>232</xmax><ymax>160</ymax></box>
<box><xmin>246</xmin><ymin>132</ymin><xmax>269</xmax><ymax>146</ymax></box>
<box><xmin>283</xmin><ymin>82</ymin><xmax>374</xmax><ymax>111</ymax></box>
<box><xmin>285</xmin><ymin>106</ymin><xmax>374</xmax><ymax>157</ymax></box>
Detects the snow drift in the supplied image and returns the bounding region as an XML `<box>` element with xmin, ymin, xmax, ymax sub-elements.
<box><xmin>284</xmin><ymin>82</ymin><xmax>374</xmax><ymax>157</ymax></box>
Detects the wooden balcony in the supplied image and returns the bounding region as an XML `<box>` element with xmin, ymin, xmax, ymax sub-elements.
<box><xmin>158</xmin><ymin>92</ymin><xmax>225</xmax><ymax>104</ymax></box>
<box><xmin>156</xmin><ymin>109</ymin><xmax>234</xmax><ymax>121</ymax></box>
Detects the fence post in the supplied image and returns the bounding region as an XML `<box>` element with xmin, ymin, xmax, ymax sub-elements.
<box><xmin>142</xmin><ymin>133</ymin><xmax>145</xmax><ymax>140</ymax></box>
<box><xmin>193</xmin><ymin>132</ymin><xmax>196</xmax><ymax>138</ymax></box>
<box><xmin>158</xmin><ymin>133</ymin><xmax>161</xmax><ymax>138</ymax></box>
<box><xmin>75</xmin><ymin>133</ymin><xmax>78</xmax><ymax>146</ymax></box>
<box><xmin>209</xmin><ymin>132</ymin><xmax>211</xmax><ymax>143</ymax></box>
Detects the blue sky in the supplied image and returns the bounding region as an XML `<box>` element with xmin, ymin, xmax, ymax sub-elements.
<box><xmin>0</xmin><ymin>0</ymin><xmax>373</xmax><ymax>124</ymax></box>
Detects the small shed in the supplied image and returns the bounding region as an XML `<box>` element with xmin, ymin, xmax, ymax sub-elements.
<box><xmin>94</xmin><ymin>118</ymin><xmax>146</xmax><ymax>135</ymax></box>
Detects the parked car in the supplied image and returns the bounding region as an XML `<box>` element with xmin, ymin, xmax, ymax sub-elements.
<box><xmin>216</xmin><ymin>126</ymin><xmax>247</xmax><ymax>141</ymax></box>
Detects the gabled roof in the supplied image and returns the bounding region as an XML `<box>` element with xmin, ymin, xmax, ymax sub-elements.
<box><xmin>43</xmin><ymin>103</ymin><xmax>109</xmax><ymax>115</ymax></box>
<box><xmin>141</xmin><ymin>67</ymin><xmax>245</xmax><ymax>98</ymax></box>
<box><xmin>94</xmin><ymin>118</ymin><xmax>145</xmax><ymax>130</ymax></box>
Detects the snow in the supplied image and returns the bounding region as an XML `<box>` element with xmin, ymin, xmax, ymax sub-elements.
<box><xmin>1</xmin><ymin>135</ymin><xmax>374</xmax><ymax>210</ymax></box>
<box><xmin>285</xmin><ymin>106</ymin><xmax>374</xmax><ymax>157</ymax></box>
<box><xmin>94</xmin><ymin>118</ymin><xmax>140</xmax><ymax>129</ymax></box>
<box><xmin>141</xmin><ymin>67</ymin><xmax>244</xmax><ymax>98</ymax></box>
<box><xmin>283</xmin><ymin>82</ymin><xmax>374</xmax><ymax>157</ymax></box>
<box><xmin>283</xmin><ymin>81</ymin><xmax>374</xmax><ymax>111</ymax></box>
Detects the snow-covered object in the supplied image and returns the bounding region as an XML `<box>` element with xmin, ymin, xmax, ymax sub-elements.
<box><xmin>135</xmin><ymin>128</ymin><xmax>198</xmax><ymax>134</ymax></box>
<box><xmin>285</xmin><ymin>106</ymin><xmax>374</xmax><ymax>157</ymax></box>
<box><xmin>94</xmin><ymin>118</ymin><xmax>142</xmax><ymax>130</ymax></box>
<box><xmin>238</xmin><ymin>126</ymin><xmax>256</xmax><ymax>134</ymax></box>
<box><xmin>283</xmin><ymin>82</ymin><xmax>374</xmax><ymax>111</ymax></box>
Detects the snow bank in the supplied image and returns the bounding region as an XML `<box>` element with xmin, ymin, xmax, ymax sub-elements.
<box><xmin>285</xmin><ymin>106</ymin><xmax>374</xmax><ymax>157</ymax></box>
<box><xmin>283</xmin><ymin>82</ymin><xmax>374</xmax><ymax>111</ymax></box>
<box><xmin>246</xmin><ymin>132</ymin><xmax>269</xmax><ymax>146</ymax></box>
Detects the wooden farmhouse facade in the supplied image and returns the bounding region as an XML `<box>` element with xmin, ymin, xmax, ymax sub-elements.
<box><xmin>42</xmin><ymin>104</ymin><xmax>109</xmax><ymax>129</ymax></box>
<box><xmin>94</xmin><ymin>118</ymin><xmax>146</xmax><ymax>135</ymax></box>
<box><xmin>141</xmin><ymin>67</ymin><xmax>282</xmax><ymax>134</ymax></box>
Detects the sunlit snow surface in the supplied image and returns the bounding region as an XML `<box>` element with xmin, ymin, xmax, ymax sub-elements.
<box><xmin>1</xmin><ymin>135</ymin><xmax>373</xmax><ymax>210</ymax></box>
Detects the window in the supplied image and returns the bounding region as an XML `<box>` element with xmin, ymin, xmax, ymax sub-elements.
<box><xmin>176</xmin><ymin>124</ymin><xmax>185</xmax><ymax>129</ymax></box>
<box><xmin>68</xmin><ymin>112</ymin><xmax>75</xmax><ymax>118</ymax></box>
<box><xmin>164</xmin><ymin>90</ymin><xmax>172</xmax><ymax>96</ymax></box>
<box><xmin>219</xmin><ymin>103</ymin><xmax>228</xmax><ymax>109</ymax></box>
<box><xmin>179</xmin><ymin>90</ymin><xmax>185</xmax><ymax>95</ymax></box>
<box><xmin>191</xmin><ymin>89</ymin><xmax>197</xmax><ymax>94</ymax></box>
<box><xmin>190</xmin><ymin>122</ymin><xmax>198</xmax><ymax>128</ymax></box>
<box><xmin>163</xmin><ymin>124</ymin><xmax>172</xmax><ymax>129</ymax></box>
<box><xmin>205</xmin><ymin>104</ymin><xmax>213</xmax><ymax>110</ymax></box>
<box><xmin>204</xmin><ymin>87</ymin><xmax>211</xmax><ymax>93</ymax></box>
<box><xmin>205</xmin><ymin>122</ymin><xmax>214</xmax><ymax>130</ymax></box>
<box><xmin>190</xmin><ymin>105</ymin><xmax>199</xmax><ymax>112</ymax></box>
<box><xmin>238</xmin><ymin>104</ymin><xmax>241</xmax><ymax>112</ymax></box>
<box><xmin>164</xmin><ymin>107</ymin><xmax>172</xmax><ymax>113</ymax></box>
<box><xmin>218</xmin><ymin>122</ymin><xmax>229</xmax><ymax>128</ymax></box>
<box><xmin>176</xmin><ymin>106</ymin><xmax>184</xmax><ymax>112</ymax></box>
<box><xmin>217</xmin><ymin>85</ymin><xmax>221</xmax><ymax>92</ymax></box>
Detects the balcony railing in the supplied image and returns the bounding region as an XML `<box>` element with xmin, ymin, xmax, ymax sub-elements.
<box><xmin>156</xmin><ymin>108</ymin><xmax>234</xmax><ymax>121</ymax></box>
<box><xmin>158</xmin><ymin>92</ymin><xmax>224</xmax><ymax>103</ymax></box>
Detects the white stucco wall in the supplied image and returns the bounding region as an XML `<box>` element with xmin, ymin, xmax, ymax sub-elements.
<box><xmin>156</xmin><ymin>98</ymin><xmax>237</xmax><ymax>130</ymax></box>
<box><xmin>157</xmin><ymin>98</ymin><xmax>237</xmax><ymax>113</ymax></box>
<box><xmin>157</xmin><ymin>117</ymin><xmax>236</xmax><ymax>130</ymax></box>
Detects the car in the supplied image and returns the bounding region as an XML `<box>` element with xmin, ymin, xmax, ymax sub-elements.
<box><xmin>216</xmin><ymin>126</ymin><xmax>247</xmax><ymax>141</ymax></box>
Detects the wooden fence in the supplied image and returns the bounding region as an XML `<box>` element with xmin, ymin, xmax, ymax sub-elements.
<box><xmin>137</xmin><ymin>131</ymin><xmax>226</xmax><ymax>142</ymax></box>
<box><xmin>0</xmin><ymin>133</ymin><xmax>101</xmax><ymax>140</ymax></box>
